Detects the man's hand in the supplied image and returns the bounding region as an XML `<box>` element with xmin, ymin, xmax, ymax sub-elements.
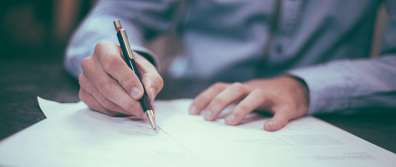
<box><xmin>189</xmin><ymin>76</ymin><xmax>309</xmax><ymax>131</ymax></box>
<box><xmin>78</xmin><ymin>41</ymin><xmax>163</xmax><ymax>118</ymax></box>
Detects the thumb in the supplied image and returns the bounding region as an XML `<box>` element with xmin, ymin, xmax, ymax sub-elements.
<box><xmin>264</xmin><ymin>109</ymin><xmax>289</xmax><ymax>131</ymax></box>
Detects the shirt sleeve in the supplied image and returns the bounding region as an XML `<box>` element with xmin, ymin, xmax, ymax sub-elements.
<box><xmin>64</xmin><ymin>0</ymin><xmax>178</xmax><ymax>78</ymax></box>
<box><xmin>289</xmin><ymin>1</ymin><xmax>396</xmax><ymax>114</ymax></box>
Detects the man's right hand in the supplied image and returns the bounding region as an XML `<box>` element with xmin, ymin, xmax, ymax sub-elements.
<box><xmin>78</xmin><ymin>41</ymin><xmax>163</xmax><ymax>118</ymax></box>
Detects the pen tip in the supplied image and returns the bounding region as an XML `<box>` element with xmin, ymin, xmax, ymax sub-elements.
<box><xmin>146</xmin><ymin>110</ymin><xmax>158</xmax><ymax>131</ymax></box>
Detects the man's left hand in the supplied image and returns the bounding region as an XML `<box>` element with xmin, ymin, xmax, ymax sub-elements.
<box><xmin>189</xmin><ymin>75</ymin><xmax>309</xmax><ymax>131</ymax></box>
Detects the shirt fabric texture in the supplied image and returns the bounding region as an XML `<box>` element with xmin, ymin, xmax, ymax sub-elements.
<box><xmin>65</xmin><ymin>0</ymin><xmax>396</xmax><ymax>114</ymax></box>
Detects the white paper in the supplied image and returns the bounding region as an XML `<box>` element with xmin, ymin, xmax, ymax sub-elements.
<box><xmin>0</xmin><ymin>97</ymin><xmax>395</xmax><ymax>167</ymax></box>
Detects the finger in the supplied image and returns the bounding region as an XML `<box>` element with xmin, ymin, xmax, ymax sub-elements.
<box><xmin>141</xmin><ymin>72</ymin><xmax>164</xmax><ymax>101</ymax></box>
<box><xmin>79</xmin><ymin>74</ymin><xmax>127</xmax><ymax>114</ymax></box>
<box><xmin>79</xmin><ymin>88</ymin><xmax>107</xmax><ymax>113</ymax></box>
<box><xmin>189</xmin><ymin>82</ymin><xmax>228</xmax><ymax>115</ymax></box>
<box><xmin>134</xmin><ymin>54</ymin><xmax>163</xmax><ymax>100</ymax></box>
<box><xmin>225</xmin><ymin>89</ymin><xmax>272</xmax><ymax>125</ymax></box>
<box><xmin>204</xmin><ymin>83</ymin><xmax>248</xmax><ymax>121</ymax></box>
<box><xmin>80</xmin><ymin>57</ymin><xmax>144</xmax><ymax>117</ymax></box>
<box><xmin>95</xmin><ymin>42</ymin><xmax>144</xmax><ymax>100</ymax></box>
<box><xmin>264</xmin><ymin>108</ymin><xmax>289</xmax><ymax>131</ymax></box>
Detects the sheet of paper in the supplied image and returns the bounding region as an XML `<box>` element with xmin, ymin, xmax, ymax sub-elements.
<box><xmin>0</xmin><ymin>98</ymin><xmax>395</xmax><ymax>167</ymax></box>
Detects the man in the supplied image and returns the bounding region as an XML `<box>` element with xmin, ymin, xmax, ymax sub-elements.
<box><xmin>65</xmin><ymin>0</ymin><xmax>396</xmax><ymax>131</ymax></box>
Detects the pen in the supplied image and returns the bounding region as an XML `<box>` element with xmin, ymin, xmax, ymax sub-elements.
<box><xmin>113</xmin><ymin>19</ymin><xmax>157</xmax><ymax>131</ymax></box>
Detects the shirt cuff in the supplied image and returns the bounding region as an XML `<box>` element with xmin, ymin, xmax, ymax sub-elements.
<box><xmin>133</xmin><ymin>45</ymin><xmax>158</xmax><ymax>68</ymax></box>
<box><xmin>288</xmin><ymin>63</ymin><xmax>352</xmax><ymax>114</ymax></box>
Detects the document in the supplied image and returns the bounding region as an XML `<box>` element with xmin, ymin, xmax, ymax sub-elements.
<box><xmin>0</xmin><ymin>97</ymin><xmax>395</xmax><ymax>167</ymax></box>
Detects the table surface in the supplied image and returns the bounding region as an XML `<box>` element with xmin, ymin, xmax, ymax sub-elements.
<box><xmin>0</xmin><ymin>50</ymin><xmax>395</xmax><ymax>154</ymax></box>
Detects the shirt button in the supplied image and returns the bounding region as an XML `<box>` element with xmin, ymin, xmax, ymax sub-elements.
<box><xmin>274</xmin><ymin>43</ymin><xmax>284</xmax><ymax>54</ymax></box>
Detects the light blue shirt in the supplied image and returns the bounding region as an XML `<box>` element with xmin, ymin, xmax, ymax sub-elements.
<box><xmin>65</xmin><ymin>0</ymin><xmax>396</xmax><ymax>114</ymax></box>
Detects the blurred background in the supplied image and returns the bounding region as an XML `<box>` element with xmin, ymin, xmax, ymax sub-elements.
<box><xmin>0</xmin><ymin>0</ymin><xmax>94</xmax><ymax>58</ymax></box>
<box><xmin>0</xmin><ymin>0</ymin><xmax>388</xmax><ymax>72</ymax></box>
<box><xmin>0</xmin><ymin>0</ymin><xmax>97</xmax><ymax>140</ymax></box>
<box><xmin>0</xmin><ymin>0</ymin><xmax>181</xmax><ymax>74</ymax></box>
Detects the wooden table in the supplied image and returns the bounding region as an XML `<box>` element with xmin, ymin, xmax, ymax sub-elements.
<box><xmin>1</xmin><ymin>49</ymin><xmax>395</xmax><ymax>154</ymax></box>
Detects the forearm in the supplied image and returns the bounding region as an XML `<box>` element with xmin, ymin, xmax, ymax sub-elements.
<box><xmin>289</xmin><ymin>55</ymin><xmax>396</xmax><ymax>114</ymax></box>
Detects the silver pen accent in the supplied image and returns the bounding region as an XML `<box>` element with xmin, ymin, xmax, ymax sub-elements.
<box><xmin>114</xmin><ymin>19</ymin><xmax>158</xmax><ymax>131</ymax></box>
<box><xmin>146</xmin><ymin>110</ymin><xmax>157</xmax><ymax>131</ymax></box>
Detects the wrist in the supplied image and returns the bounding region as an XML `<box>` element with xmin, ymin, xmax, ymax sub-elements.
<box><xmin>133</xmin><ymin>46</ymin><xmax>157</xmax><ymax>68</ymax></box>
<box><xmin>283</xmin><ymin>74</ymin><xmax>310</xmax><ymax>114</ymax></box>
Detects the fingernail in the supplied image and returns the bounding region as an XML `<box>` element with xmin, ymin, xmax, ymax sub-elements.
<box><xmin>130</xmin><ymin>87</ymin><xmax>140</xmax><ymax>99</ymax></box>
<box><xmin>189</xmin><ymin>106</ymin><xmax>198</xmax><ymax>115</ymax></box>
<box><xmin>264</xmin><ymin>121</ymin><xmax>274</xmax><ymax>130</ymax></box>
<box><xmin>225</xmin><ymin>114</ymin><xmax>236</xmax><ymax>125</ymax></box>
<box><xmin>203</xmin><ymin>110</ymin><xmax>212</xmax><ymax>120</ymax></box>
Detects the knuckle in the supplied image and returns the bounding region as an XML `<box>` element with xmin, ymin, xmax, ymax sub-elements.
<box><xmin>80</xmin><ymin>57</ymin><xmax>93</xmax><ymax>71</ymax></box>
<box><xmin>197</xmin><ymin>94</ymin><xmax>212</xmax><ymax>103</ymax></box>
<box><xmin>157</xmin><ymin>76</ymin><xmax>164</xmax><ymax>89</ymax></box>
<box><xmin>212</xmin><ymin>97</ymin><xmax>227</xmax><ymax>106</ymax></box>
<box><xmin>192</xmin><ymin>97</ymin><xmax>206</xmax><ymax>109</ymax></box>
<box><xmin>237</xmin><ymin>104</ymin><xmax>250</xmax><ymax>113</ymax></box>
<box><xmin>103</xmin><ymin>56</ymin><xmax>120</xmax><ymax>72</ymax></box>
<box><xmin>144</xmin><ymin>73</ymin><xmax>163</xmax><ymax>92</ymax></box>
<box><xmin>94</xmin><ymin>41</ymin><xmax>110</xmax><ymax>52</ymax></box>
<box><xmin>213</xmin><ymin>82</ymin><xmax>227</xmax><ymax>89</ymax></box>
<box><xmin>95</xmin><ymin>41</ymin><xmax>120</xmax><ymax>63</ymax></box>
<box><xmin>252</xmin><ymin>88</ymin><xmax>265</xmax><ymax>96</ymax></box>
<box><xmin>231</xmin><ymin>82</ymin><xmax>247</xmax><ymax>92</ymax></box>
<box><xmin>153</xmin><ymin>75</ymin><xmax>164</xmax><ymax>90</ymax></box>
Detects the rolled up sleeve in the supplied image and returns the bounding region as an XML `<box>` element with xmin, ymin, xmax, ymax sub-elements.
<box><xmin>65</xmin><ymin>0</ymin><xmax>177</xmax><ymax>78</ymax></box>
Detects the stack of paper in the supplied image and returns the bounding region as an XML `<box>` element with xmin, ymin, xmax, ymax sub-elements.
<box><xmin>0</xmin><ymin>97</ymin><xmax>395</xmax><ymax>167</ymax></box>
